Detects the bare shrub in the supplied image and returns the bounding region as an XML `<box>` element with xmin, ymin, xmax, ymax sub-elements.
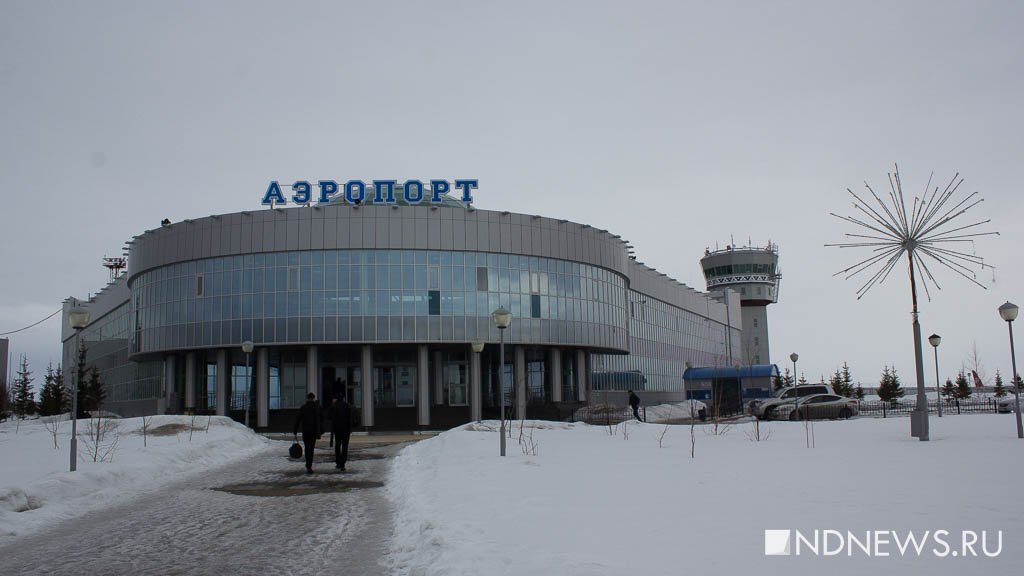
<box><xmin>517</xmin><ymin>421</ymin><xmax>538</xmax><ymax>456</ymax></box>
<box><xmin>80</xmin><ymin>417</ymin><xmax>120</xmax><ymax>463</ymax></box>
<box><xmin>745</xmin><ymin>416</ymin><xmax>772</xmax><ymax>442</ymax></box>
<box><xmin>43</xmin><ymin>416</ymin><xmax>62</xmax><ymax>450</ymax></box>
<box><xmin>658</xmin><ymin>425</ymin><xmax>670</xmax><ymax>448</ymax></box>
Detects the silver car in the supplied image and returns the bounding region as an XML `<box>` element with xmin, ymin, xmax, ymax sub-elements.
<box><xmin>773</xmin><ymin>394</ymin><xmax>860</xmax><ymax>420</ymax></box>
<box><xmin>749</xmin><ymin>384</ymin><xmax>833</xmax><ymax>420</ymax></box>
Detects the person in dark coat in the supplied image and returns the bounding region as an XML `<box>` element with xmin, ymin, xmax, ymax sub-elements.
<box><xmin>293</xmin><ymin>392</ymin><xmax>321</xmax><ymax>474</ymax></box>
<box><xmin>628</xmin><ymin>390</ymin><xmax>643</xmax><ymax>422</ymax></box>
<box><xmin>328</xmin><ymin>394</ymin><xmax>353</xmax><ymax>470</ymax></box>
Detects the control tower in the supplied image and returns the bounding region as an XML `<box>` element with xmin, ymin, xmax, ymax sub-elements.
<box><xmin>700</xmin><ymin>242</ymin><xmax>780</xmax><ymax>365</ymax></box>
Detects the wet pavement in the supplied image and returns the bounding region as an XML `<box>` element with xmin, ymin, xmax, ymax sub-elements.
<box><xmin>0</xmin><ymin>435</ymin><xmax>422</xmax><ymax>575</ymax></box>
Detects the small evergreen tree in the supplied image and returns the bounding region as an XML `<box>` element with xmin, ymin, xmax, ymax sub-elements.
<box><xmin>775</xmin><ymin>368</ymin><xmax>794</xmax><ymax>391</ymax></box>
<box><xmin>941</xmin><ymin>378</ymin><xmax>956</xmax><ymax>400</ymax></box>
<box><xmin>955</xmin><ymin>371</ymin><xmax>972</xmax><ymax>399</ymax></box>
<box><xmin>841</xmin><ymin>362</ymin><xmax>854</xmax><ymax>397</ymax></box>
<box><xmin>75</xmin><ymin>343</ymin><xmax>93</xmax><ymax>417</ymax></box>
<box><xmin>37</xmin><ymin>363</ymin><xmax>68</xmax><ymax>416</ymax></box>
<box><xmin>854</xmin><ymin>384</ymin><xmax>865</xmax><ymax>400</ymax></box>
<box><xmin>829</xmin><ymin>369</ymin><xmax>843</xmax><ymax>394</ymax></box>
<box><xmin>12</xmin><ymin>356</ymin><xmax>36</xmax><ymax>418</ymax></box>
<box><xmin>993</xmin><ymin>370</ymin><xmax>1006</xmax><ymax>398</ymax></box>
<box><xmin>797</xmin><ymin>374</ymin><xmax>808</xmax><ymax>386</ymax></box>
<box><xmin>877</xmin><ymin>365</ymin><xmax>904</xmax><ymax>404</ymax></box>
<box><xmin>1014</xmin><ymin>374</ymin><xmax>1023</xmax><ymax>392</ymax></box>
<box><xmin>829</xmin><ymin>364</ymin><xmax>855</xmax><ymax>397</ymax></box>
<box><xmin>80</xmin><ymin>366</ymin><xmax>106</xmax><ymax>415</ymax></box>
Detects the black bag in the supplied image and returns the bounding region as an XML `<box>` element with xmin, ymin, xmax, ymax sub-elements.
<box><xmin>289</xmin><ymin>442</ymin><xmax>303</xmax><ymax>459</ymax></box>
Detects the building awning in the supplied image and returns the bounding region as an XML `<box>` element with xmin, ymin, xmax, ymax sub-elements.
<box><xmin>683</xmin><ymin>364</ymin><xmax>779</xmax><ymax>380</ymax></box>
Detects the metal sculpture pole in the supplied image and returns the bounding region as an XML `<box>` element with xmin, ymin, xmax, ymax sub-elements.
<box><xmin>828</xmin><ymin>165</ymin><xmax>997</xmax><ymax>441</ymax></box>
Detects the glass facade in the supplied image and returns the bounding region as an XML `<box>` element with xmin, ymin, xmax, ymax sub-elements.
<box><xmin>63</xmin><ymin>301</ymin><xmax>163</xmax><ymax>409</ymax></box>
<box><xmin>130</xmin><ymin>250</ymin><xmax>630</xmax><ymax>354</ymax></box>
<box><xmin>593</xmin><ymin>289</ymin><xmax>737</xmax><ymax>393</ymax></box>
<box><xmin>702</xmin><ymin>262</ymin><xmax>776</xmax><ymax>279</ymax></box>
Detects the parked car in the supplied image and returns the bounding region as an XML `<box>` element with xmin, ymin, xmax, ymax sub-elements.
<box><xmin>773</xmin><ymin>394</ymin><xmax>859</xmax><ymax>420</ymax></box>
<box><xmin>997</xmin><ymin>396</ymin><xmax>1019</xmax><ymax>413</ymax></box>
<box><xmin>748</xmin><ymin>384</ymin><xmax>833</xmax><ymax>420</ymax></box>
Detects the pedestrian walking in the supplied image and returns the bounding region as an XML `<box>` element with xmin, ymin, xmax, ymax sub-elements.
<box><xmin>628</xmin><ymin>390</ymin><xmax>643</xmax><ymax>422</ymax></box>
<box><xmin>329</xmin><ymin>393</ymin><xmax>353</xmax><ymax>470</ymax></box>
<box><xmin>294</xmin><ymin>392</ymin><xmax>321</xmax><ymax>474</ymax></box>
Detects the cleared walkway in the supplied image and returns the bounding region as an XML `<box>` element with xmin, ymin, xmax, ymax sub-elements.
<box><xmin>0</xmin><ymin>436</ymin><xmax>419</xmax><ymax>575</ymax></box>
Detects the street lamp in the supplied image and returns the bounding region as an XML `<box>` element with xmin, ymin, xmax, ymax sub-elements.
<box><xmin>734</xmin><ymin>363</ymin><xmax>742</xmax><ymax>416</ymax></box>
<box><xmin>241</xmin><ymin>341</ymin><xmax>254</xmax><ymax>428</ymax></box>
<box><xmin>998</xmin><ymin>302</ymin><xmax>1023</xmax><ymax>439</ymax></box>
<box><xmin>928</xmin><ymin>334</ymin><xmax>942</xmax><ymax>417</ymax></box>
<box><xmin>790</xmin><ymin>352</ymin><xmax>799</xmax><ymax>420</ymax></box>
<box><xmin>68</xmin><ymin>306</ymin><xmax>91</xmax><ymax>472</ymax></box>
<box><xmin>491</xmin><ymin>306</ymin><xmax>512</xmax><ymax>457</ymax></box>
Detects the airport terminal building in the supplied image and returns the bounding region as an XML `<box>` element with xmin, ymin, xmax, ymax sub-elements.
<box><xmin>62</xmin><ymin>186</ymin><xmax>742</xmax><ymax>430</ymax></box>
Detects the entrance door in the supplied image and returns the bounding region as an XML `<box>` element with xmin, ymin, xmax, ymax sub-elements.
<box><xmin>322</xmin><ymin>365</ymin><xmax>362</xmax><ymax>408</ymax></box>
<box><xmin>372</xmin><ymin>365</ymin><xmax>417</xmax><ymax>407</ymax></box>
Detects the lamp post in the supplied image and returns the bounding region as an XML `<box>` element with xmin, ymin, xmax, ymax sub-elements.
<box><xmin>471</xmin><ymin>342</ymin><xmax>484</xmax><ymax>422</ymax></box>
<box><xmin>790</xmin><ymin>352</ymin><xmax>799</xmax><ymax>420</ymax></box>
<box><xmin>241</xmin><ymin>341</ymin><xmax>254</xmax><ymax>428</ymax></box>
<box><xmin>998</xmin><ymin>302</ymin><xmax>1023</xmax><ymax>439</ymax></box>
<box><xmin>734</xmin><ymin>363</ymin><xmax>742</xmax><ymax>416</ymax></box>
<box><xmin>68</xmin><ymin>306</ymin><xmax>91</xmax><ymax>472</ymax></box>
<box><xmin>491</xmin><ymin>306</ymin><xmax>512</xmax><ymax>456</ymax></box>
<box><xmin>928</xmin><ymin>334</ymin><xmax>942</xmax><ymax>417</ymax></box>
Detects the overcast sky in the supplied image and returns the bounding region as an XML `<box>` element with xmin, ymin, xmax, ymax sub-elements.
<box><xmin>2</xmin><ymin>1</ymin><xmax>1022</xmax><ymax>391</ymax></box>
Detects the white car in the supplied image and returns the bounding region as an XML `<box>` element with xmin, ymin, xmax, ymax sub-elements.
<box><xmin>997</xmin><ymin>396</ymin><xmax>1019</xmax><ymax>413</ymax></box>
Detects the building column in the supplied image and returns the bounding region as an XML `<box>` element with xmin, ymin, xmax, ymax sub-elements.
<box><xmin>470</xmin><ymin>344</ymin><xmax>482</xmax><ymax>421</ymax></box>
<box><xmin>433</xmin><ymin>350</ymin><xmax>444</xmax><ymax>405</ymax></box>
<box><xmin>576</xmin><ymin>349</ymin><xmax>587</xmax><ymax>403</ymax></box>
<box><xmin>549</xmin><ymin>347</ymin><xmax>562</xmax><ymax>403</ymax></box>
<box><xmin>306</xmin><ymin>345</ymin><xmax>318</xmax><ymax>397</ymax></box>
<box><xmin>584</xmin><ymin>352</ymin><xmax>593</xmax><ymax>402</ymax></box>
<box><xmin>515</xmin><ymin>346</ymin><xmax>527</xmax><ymax>419</ymax></box>
<box><xmin>361</xmin><ymin>345</ymin><xmax>374</xmax><ymax>428</ymax></box>
<box><xmin>185</xmin><ymin>352</ymin><xmax>197</xmax><ymax>413</ymax></box>
<box><xmin>162</xmin><ymin>354</ymin><xmax>177</xmax><ymax>414</ymax></box>
<box><xmin>417</xmin><ymin>345</ymin><xmax>430</xmax><ymax>426</ymax></box>
<box><xmin>216</xmin><ymin>349</ymin><xmax>228</xmax><ymax>416</ymax></box>
<box><xmin>257</xmin><ymin>347</ymin><xmax>269</xmax><ymax>428</ymax></box>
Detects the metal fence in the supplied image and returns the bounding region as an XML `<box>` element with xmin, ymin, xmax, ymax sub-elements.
<box><xmin>857</xmin><ymin>397</ymin><xmax>1005</xmax><ymax>418</ymax></box>
<box><xmin>570</xmin><ymin>405</ymin><xmax>647</xmax><ymax>425</ymax></box>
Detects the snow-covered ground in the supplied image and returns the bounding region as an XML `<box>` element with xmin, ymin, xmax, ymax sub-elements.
<box><xmin>0</xmin><ymin>414</ymin><xmax>269</xmax><ymax>539</ymax></box>
<box><xmin>4</xmin><ymin>411</ymin><xmax>1021</xmax><ymax>574</ymax></box>
<box><xmin>387</xmin><ymin>415</ymin><xmax>1023</xmax><ymax>576</ymax></box>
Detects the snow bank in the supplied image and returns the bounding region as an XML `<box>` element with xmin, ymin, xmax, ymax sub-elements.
<box><xmin>0</xmin><ymin>415</ymin><xmax>269</xmax><ymax>539</ymax></box>
<box><xmin>387</xmin><ymin>416</ymin><xmax>1023</xmax><ymax>575</ymax></box>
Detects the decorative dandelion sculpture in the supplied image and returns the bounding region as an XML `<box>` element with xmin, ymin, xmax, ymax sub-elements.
<box><xmin>827</xmin><ymin>164</ymin><xmax>998</xmax><ymax>442</ymax></box>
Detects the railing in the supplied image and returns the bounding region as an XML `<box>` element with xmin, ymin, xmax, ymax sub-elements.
<box><xmin>858</xmin><ymin>397</ymin><xmax>1004</xmax><ymax>418</ymax></box>
<box><xmin>570</xmin><ymin>405</ymin><xmax>648</xmax><ymax>425</ymax></box>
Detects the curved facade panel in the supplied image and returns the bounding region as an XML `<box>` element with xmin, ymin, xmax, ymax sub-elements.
<box><xmin>129</xmin><ymin>249</ymin><xmax>629</xmax><ymax>356</ymax></box>
<box><xmin>127</xmin><ymin>205</ymin><xmax>632</xmax><ymax>285</ymax></box>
